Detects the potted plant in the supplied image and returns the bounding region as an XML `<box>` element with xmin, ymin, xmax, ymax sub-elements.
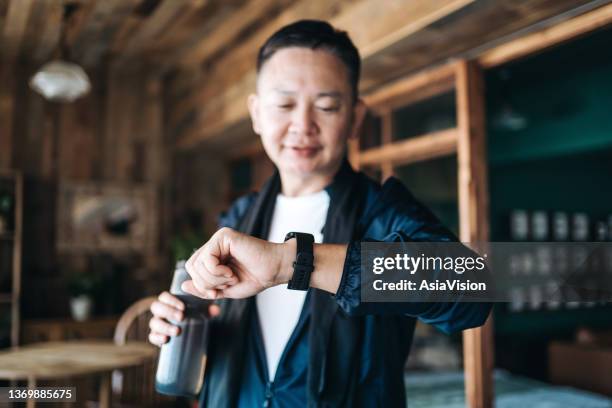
<box><xmin>67</xmin><ymin>272</ymin><xmax>99</xmax><ymax>321</ymax></box>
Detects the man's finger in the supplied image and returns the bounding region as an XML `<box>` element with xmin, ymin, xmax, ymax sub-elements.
<box><xmin>200</xmin><ymin>268</ymin><xmax>237</xmax><ymax>288</ymax></box>
<box><xmin>185</xmin><ymin>257</ymin><xmax>212</xmax><ymax>294</ymax></box>
<box><xmin>158</xmin><ymin>291</ymin><xmax>185</xmax><ymax>311</ymax></box>
<box><xmin>182</xmin><ymin>280</ymin><xmax>222</xmax><ymax>300</ymax></box>
<box><xmin>185</xmin><ymin>245</ymin><xmax>206</xmax><ymax>279</ymax></box>
<box><xmin>148</xmin><ymin>332</ymin><xmax>169</xmax><ymax>347</ymax></box>
<box><xmin>149</xmin><ymin>317</ymin><xmax>180</xmax><ymax>336</ymax></box>
<box><xmin>151</xmin><ymin>300</ymin><xmax>184</xmax><ymax>322</ymax></box>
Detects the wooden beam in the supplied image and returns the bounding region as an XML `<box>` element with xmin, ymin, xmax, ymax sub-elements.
<box><xmin>176</xmin><ymin>69</ymin><xmax>256</xmax><ymax>149</ymax></box>
<box><xmin>174</xmin><ymin>0</ymin><xmax>473</xmax><ymax>149</ymax></box>
<box><xmin>333</xmin><ymin>0</ymin><xmax>474</xmax><ymax>59</ymax></box>
<box><xmin>11</xmin><ymin>171</ymin><xmax>22</xmax><ymax>345</ymax></box>
<box><xmin>70</xmin><ymin>0</ymin><xmax>140</xmax><ymax>67</ymax></box>
<box><xmin>32</xmin><ymin>0</ymin><xmax>63</xmax><ymax>62</ymax></box>
<box><xmin>479</xmin><ymin>1</ymin><xmax>612</xmax><ymax>68</ymax></box>
<box><xmin>0</xmin><ymin>66</ymin><xmax>14</xmax><ymax>169</ymax></box>
<box><xmin>363</xmin><ymin>63</ymin><xmax>456</xmax><ymax>112</ymax></box>
<box><xmin>1</xmin><ymin>0</ymin><xmax>35</xmax><ymax>63</ymax></box>
<box><xmin>358</xmin><ymin>128</ymin><xmax>458</xmax><ymax>168</ymax></box>
<box><xmin>116</xmin><ymin>0</ymin><xmax>192</xmax><ymax>61</ymax></box>
<box><xmin>178</xmin><ymin>0</ymin><xmax>293</xmax><ymax>68</ymax></box>
<box><xmin>65</xmin><ymin>0</ymin><xmax>98</xmax><ymax>50</ymax></box>
<box><xmin>455</xmin><ymin>59</ymin><xmax>493</xmax><ymax>408</ymax></box>
<box><xmin>358</xmin><ymin>0</ymin><xmax>596</xmax><ymax>92</ymax></box>
<box><xmin>145</xmin><ymin>0</ymin><xmax>235</xmax><ymax>66</ymax></box>
<box><xmin>16</xmin><ymin>0</ymin><xmax>52</xmax><ymax>62</ymax></box>
<box><xmin>170</xmin><ymin>0</ymin><xmax>347</xmax><ymax>130</ymax></box>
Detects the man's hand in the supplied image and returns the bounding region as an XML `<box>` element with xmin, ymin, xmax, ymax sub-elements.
<box><xmin>182</xmin><ymin>227</ymin><xmax>295</xmax><ymax>300</ymax></box>
<box><xmin>148</xmin><ymin>291</ymin><xmax>221</xmax><ymax>347</ymax></box>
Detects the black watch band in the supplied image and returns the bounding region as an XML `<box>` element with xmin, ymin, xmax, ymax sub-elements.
<box><xmin>284</xmin><ymin>232</ymin><xmax>314</xmax><ymax>291</ymax></box>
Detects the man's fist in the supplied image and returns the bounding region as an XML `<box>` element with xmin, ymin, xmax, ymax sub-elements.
<box><xmin>182</xmin><ymin>227</ymin><xmax>294</xmax><ymax>300</ymax></box>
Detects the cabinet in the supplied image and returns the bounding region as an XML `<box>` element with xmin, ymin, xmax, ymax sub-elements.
<box><xmin>0</xmin><ymin>171</ymin><xmax>22</xmax><ymax>347</ymax></box>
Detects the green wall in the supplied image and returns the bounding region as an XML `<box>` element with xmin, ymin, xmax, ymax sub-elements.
<box><xmin>486</xmin><ymin>27</ymin><xmax>612</xmax><ymax>336</ymax></box>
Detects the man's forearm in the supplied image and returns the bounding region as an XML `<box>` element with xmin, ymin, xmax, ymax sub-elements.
<box><xmin>278</xmin><ymin>240</ymin><xmax>348</xmax><ymax>294</ymax></box>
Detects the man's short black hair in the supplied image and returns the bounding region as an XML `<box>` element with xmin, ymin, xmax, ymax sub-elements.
<box><xmin>256</xmin><ymin>19</ymin><xmax>361</xmax><ymax>101</ymax></box>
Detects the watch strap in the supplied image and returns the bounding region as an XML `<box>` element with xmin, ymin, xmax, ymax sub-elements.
<box><xmin>284</xmin><ymin>232</ymin><xmax>314</xmax><ymax>290</ymax></box>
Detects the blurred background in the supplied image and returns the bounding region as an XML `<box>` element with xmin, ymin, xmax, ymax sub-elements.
<box><xmin>1</xmin><ymin>0</ymin><xmax>611</xmax><ymax>407</ymax></box>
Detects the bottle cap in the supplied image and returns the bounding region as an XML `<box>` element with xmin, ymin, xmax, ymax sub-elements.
<box><xmin>170</xmin><ymin>260</ymin><xmax>191</xmax><ymax>296</ymax></box>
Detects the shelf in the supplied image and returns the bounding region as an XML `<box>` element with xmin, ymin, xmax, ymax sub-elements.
<box><xmin>358</xmin><ymin>128</ymin><xmax>458</xmax><ymax>167</ymax></box>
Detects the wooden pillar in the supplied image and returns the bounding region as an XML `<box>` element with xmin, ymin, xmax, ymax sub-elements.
<box><xmin>11</xmin><ymin>172</ymin><xmax>23</xmax><ymax>346</ymax></box>
<box><xmin>455</xmin><ymin>59</ymin><xmax>494</xmax><ymax>408</ymax></box>
<box><xmin>0</xmin><ymin>65</ymin><xmax>15</xmax><ymax>170</ymax></box>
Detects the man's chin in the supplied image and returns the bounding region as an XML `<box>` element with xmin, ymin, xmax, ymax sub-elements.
<box><xmin>279</xmin><ymin>159</ymin><xmax>321</xmax><ymax>176</ymax></box>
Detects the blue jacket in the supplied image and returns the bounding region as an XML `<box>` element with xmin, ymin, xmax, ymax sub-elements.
<box><xmin>200</xmin><ymin>161</ymin><xmax>492</xmax><ymax>407</ymax></box>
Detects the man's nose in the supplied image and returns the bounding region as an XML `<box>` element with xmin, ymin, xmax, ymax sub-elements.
<box><xmin>289</xmin><ymin>104</ymin><xmax>316</xmax><ymax>135</ymax></box>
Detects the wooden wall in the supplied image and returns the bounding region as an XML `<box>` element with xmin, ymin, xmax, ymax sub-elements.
<box><xmin>0</xmin><ymin>62</ymin><xmax>173</xmax><ymax>318</ymax></box>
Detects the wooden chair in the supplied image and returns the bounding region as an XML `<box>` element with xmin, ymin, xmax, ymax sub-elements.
<box><xmin>112</xmin><ymin>296</ymin><xmax>174</xmax><ymax>407</ymax></box>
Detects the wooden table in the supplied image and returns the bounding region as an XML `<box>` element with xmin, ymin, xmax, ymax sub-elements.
<box><xmin>0</xmin><ymin>340</ymin><xmax>157</xmax><ymax>408</ymax></box>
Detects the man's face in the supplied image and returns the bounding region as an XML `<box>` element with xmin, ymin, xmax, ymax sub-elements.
<box><xmin>248</xmin><ymin>47</ymin><xmax>364</xmax><ymax>179</ymax></box>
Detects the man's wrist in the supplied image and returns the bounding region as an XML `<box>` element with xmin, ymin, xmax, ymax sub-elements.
<box><xmin>276</xmin><ymin>239</ymin><xmax>297</xmax><ymax>286</ymax></box>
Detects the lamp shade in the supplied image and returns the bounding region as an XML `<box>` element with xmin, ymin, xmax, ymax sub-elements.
<box><xmin>30</xmin><ymin>60</ymin><xmax>91</xmax><ymax>102</ymax></box>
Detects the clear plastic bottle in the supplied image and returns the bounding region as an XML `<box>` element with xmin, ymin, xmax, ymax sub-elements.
<box><xmin>155</xmin><ymin>261</ymin><xmax>210</xmax><ymax>397</ymax></box>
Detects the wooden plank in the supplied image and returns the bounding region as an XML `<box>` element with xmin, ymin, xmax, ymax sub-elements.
<box><xmin>333</xmin><ymin>0</ymin><xmax>474</xmax><ymax>60</ymax></box>
<box><xmin>462</xmin><ymin>319</ymin><xmax>494</xmax><ymax>408</ymax></box>
<box><xmin>173</xmin><ymin>0</ymin><xmax>472</xmax><ymax>148</ymax></box>
<box><xmin>359</xmin><ymin>0</ymin><xmax>595</xmax><ymax>92</ymax></box>
<box><xmin>479</xmin><ymin>1</ymin><xmax>612</xmax><ymax>68</ymax></box>
<box><xmin>358</xmin><ymin>128</ymin><xmax>458</xmax><ymax>168</ymax></box>
<box><xmin>71</xmin><ymin>0</ymin><xmax>140</xmax><ymax>67</ymax></box>
<box><xmin>0</xmin><ymin>66</ymin><xmax>14</xmax><ymax>169</ymax></box>
<box><xmin>0</xmin><ymin>0</ymin><xmax>8</xmax><ymax>32</ymax></box>
<box><xmin>363</xmin><ymin>63</ymin><xmax>456</xmax><ymax>113</ymax></box>
<box><xmin>170</xmin><ymin>0</ymin><xmax>348</xmax><ymax>130</ymax></box>
<box><xmin>178</xmin><ymin>0</ymin><xmax>294</xmax><ymax>68</ymax></box>
<box><xmin>455</xmin><ymin>59</ymin><xmax>493</xmax><ymax>408</ymax></box>
<box><xmin>16</xmin><ymin>0</ymin><xmax>51</xmax><ymax>62</ymax></box>
<box><xmin>116</xmin><ymin>0</ymin><xmax>191</xmax><ymax>60</ymax></box>
<box><xmin>1</xmin><ymin>0</ymin><xmax>35</xmax><ymax>63</ymax></box>
<box><xmin>65</xmin><ymin>0</ymin><xmax>98</xmax><ymax>49</ymax></box>
<box><xmin>11</xmin><ymin>172</ymin><xmax>22</xmax><ymax>346</ymax></box>
<box><xmin>145</xmin><ymin>0</ymin><xmax>235</xmax><ymax>64</ymax></box>
<box><xmin>176</xmin><ymin>69</ymin><xmax>257</xmax><ymax>149</ymax></box>
<box><xmin>31</xmin><ymin>0</ymin><xmax>63</xmax><ymax>62</ymax></box>
<box><xmin>23</xmin><ymin>79</ymin><xmax>46</xmax><ymax>176</ymax></box>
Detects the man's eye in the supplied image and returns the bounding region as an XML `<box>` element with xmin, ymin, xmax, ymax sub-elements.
<box><xmin>318</xmin><ymin>106</ymin><xmax>339</xmax><ymax>112</ymax></box>
<box><xmin>278</xmin><ymin>104</ymin><xmax>293</xmax><ymax>110</ymax></box>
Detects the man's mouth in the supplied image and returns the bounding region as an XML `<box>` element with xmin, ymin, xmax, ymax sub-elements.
<box><xmin>284</xmin><ymin>145</ymin><xmax>321</xmax><ymax>157</ymax></box>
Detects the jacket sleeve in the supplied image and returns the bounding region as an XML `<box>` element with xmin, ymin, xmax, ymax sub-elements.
<box><xmin>334</xmin><ymin>178</ymin><xmax>492</xmax><ymax>334</ymax></box>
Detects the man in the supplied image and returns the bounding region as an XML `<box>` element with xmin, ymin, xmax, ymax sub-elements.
<box><xmin>149</xmin><ymin>20</ymin><xmax>491</xmax><ymax>407</ymax></box>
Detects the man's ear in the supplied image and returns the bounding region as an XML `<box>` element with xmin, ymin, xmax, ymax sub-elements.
<box><xmin>247</xmin><ymin>93</ymin><xmax>261</xmax><ymax>135</ymax></box>
<box><xmin>349</xmin><ymin>99</ymin><xmax>367</xmax><ymax>140</ymax></box>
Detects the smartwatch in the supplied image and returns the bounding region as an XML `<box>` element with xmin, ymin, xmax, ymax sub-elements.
<box><xmin>284</xmin><ymin>232</ymin><xmax>315</xmax><ymax>291</ymax></box>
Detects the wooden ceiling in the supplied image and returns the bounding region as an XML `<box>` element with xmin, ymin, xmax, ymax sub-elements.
<box><xmin>0</xmin><ymin>0</ymin><xmax>304</xmax><ymax>69</ymax></box>
<box><xmin>1</xmin><ymin>0</ymin><xmax>610</xmax><ymax>149</ymax></box>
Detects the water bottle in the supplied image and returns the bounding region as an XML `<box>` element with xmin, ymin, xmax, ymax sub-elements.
<box><xmin>155</xmin><ymin>261</ymin><xmax>210</xmax><ymax>397</ymax></box>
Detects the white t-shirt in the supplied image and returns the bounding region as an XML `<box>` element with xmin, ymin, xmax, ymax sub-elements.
<box><xmin>255</xmin><ymin>189</ymin><xmax>330</xmax><ymax>381</ymax></box>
